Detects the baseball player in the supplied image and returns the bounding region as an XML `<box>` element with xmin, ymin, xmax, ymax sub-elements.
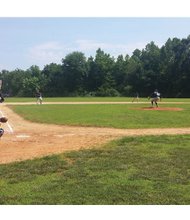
<box><xmin>0</xmin><ymin>117</ymin><xmax>8</xmax><ymax>138</ymax></box>
<box><xmin>36</xmin><ymin>91</ymin><xmax>43</xmax><ymax>105</ymax></box>
<box><xmin>149</xmin><ymin>89</ymin><xmax>161</xmax><ymax>107</ymax></box>
<box><xmin>0</xmin><ymin>92</ymin><xmax>5</xmax><ymax>103</ymax></box>
<box><xmin>132</xmin><ymin>92</ymin><xmax>139</xmax><ymax>103</ymax></box>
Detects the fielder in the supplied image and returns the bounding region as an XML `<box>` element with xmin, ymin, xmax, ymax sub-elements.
<box><xmin>36</xmin><ymin>91</ymin><xmax>43</xmax><ymax>105</ymax></box>
<box><xmin>132</xmin><ymin>92</ymin><xmax>139</xmax><ymax>103</ymax></box>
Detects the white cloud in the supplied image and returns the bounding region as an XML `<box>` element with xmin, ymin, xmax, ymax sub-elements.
<box><xmin>28</xmin><ymin>41</ymin><xmax>66</xmax><ymax>65</ymax></box>
<box><xmin>0</xmin><ymin>63</ymin><xmax>11</xmax><ymax>71</ymax></box>
<box><xmin>75</xmin><ymin>40</ymin><xmax>112</xmax><ymax>51</ymax></box>
<box><xmin>27</xmin><ymin>39</ymin><xmax>165</xmax><ymax>69</ymax></box>
<box><xmin>75</xmin><ymin>39</ymin><xmax>148</xmax><ymax>57</ymax></box>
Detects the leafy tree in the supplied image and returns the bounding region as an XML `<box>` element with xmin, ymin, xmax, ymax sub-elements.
<box><xmin>113</xmin><ymin>54</ymin><xmax>130</xmax><ymax>94</ymax></box>
<box><xmin>140</xmin><ymin>41</ymin><xmax>161</xmax><ymax>94</ymax></box>
<box><xmin>175</xmin><ymin>36</ymin><xmax>190</xmax><ymax>97</ymax></box>
<box><xmin>126</xmin><ymin>50</ymin><xmax>144</xmax><ymax>96</ymax></box>
<box><xmin>6</xmin><ymin>69</ymin><xmax>27</xmax><ymax>96</ymax></box>
<box><xmin>0</xmin><ymin>70</ymin><xmax>11</xmax><ymax>95</ymax></box>
<box><xmin>160</xmin><ymin>38</ymin><xmax>183</xmax><ymax>97</ymax></box>
<box><xmin>62</xmin><ymin>51</ymin><xmax>88</xmax><ymax>95</ymax></box>
<box><xmin>42</xmin><ymin>63</ymin><xmax>63</xmax><ymax>96</ymax></box>
<box><xmin>26</xmin><ymin>65</ymin><xmax>48</xmax><ymax>94</ymax></box>
<box><xmin>22</xmin><ymin>77</ymin><xmax>40</xmax><ymax>97</ymax></box>
<box><xmin>1</xmin><ymin>35</ymin><xmax>190</xmax><ymax>98</ymax></box>
<box><xmin>87</xmin><ymin>48</ymin><xmax>115</xmax><ymax>96</ymax></box>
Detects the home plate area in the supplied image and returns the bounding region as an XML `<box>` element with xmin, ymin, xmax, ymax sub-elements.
<box><xmin>16</xmin><ymin>134</ymin><xmax>31</xmax><ymax>138</ymax></box>
<box><xmin>15</xmin><ymin>133</ymin><xmax>76</xmax><ymax>139</ymax></box>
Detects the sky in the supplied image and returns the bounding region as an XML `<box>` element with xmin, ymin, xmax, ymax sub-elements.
<box><xmin>0</xmin><ymin>17</ymin><xmax>190</xmax><ymax>71</ymax></box>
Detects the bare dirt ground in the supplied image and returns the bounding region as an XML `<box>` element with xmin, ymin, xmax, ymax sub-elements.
<box><xmin>140</xmin><ymin>106</ymin><xmax>183</xmax><ymax>111</ymax></box>
<box><xmin>1</xmin><ymin>102</ymin><xmax>190</xmax><ymax>164</ymax></box>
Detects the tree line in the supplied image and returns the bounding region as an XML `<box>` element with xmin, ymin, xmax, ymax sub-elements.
<box><xmin>1</xmin><ymin>35</ymin><xmax>190</xmax><ymax>98</ymax></box>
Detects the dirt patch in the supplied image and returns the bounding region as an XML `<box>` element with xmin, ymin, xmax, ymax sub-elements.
<box><xmin>141</xmin><ymin>107</ymin><xmax>183</xmax><ymax>111</ymax></box>
<box><xmin>0</xmin><ymin>103</ymin><xmax>190</xmax><ymax>164</ymax></box>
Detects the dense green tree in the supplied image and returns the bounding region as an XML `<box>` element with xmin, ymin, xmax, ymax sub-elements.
<box><xmin>26</xmin><ymin>65</ymin><xmax>48</xmax><ymax>93</ymax></box>
<box><xmin>62</xmin><ymin>51</ymin><xmax>88</xmax><ymax>95</ymax></box>
<box><xmin>140</xmin><ymin>42</ymin><xmax>161</xmax><ymax>95</ymax></box>
<box><xmin>113</xmin><ymin>55</ymin><xmax>130</xmax><ymax>94</ymax></box>
<box><xmin>22</xmin><ymin>77</ymin><xmax>40</xmax><ymax>97</ymax></box>
<box><xmin>178</xmin><ymin>36</ymin><xmax>190</xmax><ymax>97</ymax></box>
<box><xmin>0</xmin><ymin>70</ymin><xmax>12</xmax><ymax>95</ymax></box>
<box><xmin>89</xmin><ymin>48</ymin><xmax>116</xmax><ymax>96</ymax></box>
<box><xmin>5</xmin><ymin>69</ymin><xmax>26</xmax><ymax>96</ymax></box>
<box><xmin>126</xmin><ymin>49</ymin><xmax>144</xmax><ymax>96</ymax></box>
<box><xmin>1</xmin><ymin>35</ymin><xmax>190</xmax><ymax>98</ymax></box>
<box><xmin>160</xmin><ymin>38</ymin><xmax>184</xmax><ymax>97</ymax></box>
<box><xmin>42</xmin><ymin>63</ymin><xmax>63</xmax><ymax>96</ymax></box>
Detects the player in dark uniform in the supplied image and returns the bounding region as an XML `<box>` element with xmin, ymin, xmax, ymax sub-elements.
<box><xmin>0</xmin><ymin>92</ymin><xmax>5</xmax><ymax>103</ymax></box>
<box><xmin>0</xmin><ymin>117</ymin><xmax>8</xmax><ymax>138</ymax></box>
<box><xmin>150</xmin><ymin>89</ymin><xmax>161</xmax><ymax>107</ymax></box>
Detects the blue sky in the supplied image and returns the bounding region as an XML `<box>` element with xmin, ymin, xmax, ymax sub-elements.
<box><xmin>0</xmin><ymin>17</ymin><xmax>190</xmax><ymax>71</ymax></box>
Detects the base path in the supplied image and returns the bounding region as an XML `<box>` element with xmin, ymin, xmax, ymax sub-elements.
<box><xmin>1</xmin><ymin>103</ymin><xmax>190</xmax><ymax>164</ymax></box>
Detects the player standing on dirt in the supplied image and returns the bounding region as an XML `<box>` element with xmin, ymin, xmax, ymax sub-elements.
<box><xmin>0</xmin><ymin>116</ymin><xmax>8</xmax><ymax>138</ymax></box>
<box><xmin>149</xmin><ymin>89</ymin><xmax>161</xmax><ymax>107</ymax></box>
<box><xmin>0</xmin><ymin>92</ymin><xmax>5</xmax><ymax>103</ymax></box>
<box><xmin>0</xmin><ymin>80</ymin><xmax>5</xmax><ymax>103</ymax></box>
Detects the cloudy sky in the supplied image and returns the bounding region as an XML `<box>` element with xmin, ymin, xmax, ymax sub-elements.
<box><xmin>0</xmin><ymin>1</ymin><xmax>190</xmax><ymax>71</ymax></box>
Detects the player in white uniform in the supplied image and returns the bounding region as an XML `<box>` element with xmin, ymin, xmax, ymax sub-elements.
<box><xmin>132</xmin><ymin>92</ymin><xmax>139</xmax><ymax>103</ymax></box>
<box><xmin>36</xmin><ymin>91</ymin><xmax>43</xmax><ymax>104</ymax></box>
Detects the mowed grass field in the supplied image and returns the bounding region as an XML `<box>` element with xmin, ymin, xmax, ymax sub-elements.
<box><xmin>9</xmin><ymin>103</ymin><xmax>190</xmax><ymax>128</ymax></box>
<box><xmin>5</xmin><ymin>96</ymin><xmax>145</xmax><ymax>102</ymax></box>
<box><xmin>1</xmin><ymin>97</ymin><xmax>190</xmax><ymax>204</ymax></box>
<box><xmin>1</xmin><ymin>135</ymin><xmax>190</xmax><ymax>204</ymax></box>
<box><xmin>5</xmin><ymin>96</ymin><xmax>190</xmax><ymax>102</ymax></box>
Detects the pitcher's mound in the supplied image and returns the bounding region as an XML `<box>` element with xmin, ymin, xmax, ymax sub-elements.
<box><xmin>141</xmin><ymin>107</ymin><xmax>183</xmax><ymax>111</ymax></box>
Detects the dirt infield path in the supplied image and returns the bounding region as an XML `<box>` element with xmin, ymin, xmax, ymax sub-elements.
<box><xmin>1</xmin><ymin>103</ymin><xmax>190</xmax><ymax>164</ymax></box>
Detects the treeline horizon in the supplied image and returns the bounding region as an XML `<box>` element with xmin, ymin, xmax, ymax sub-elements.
<box><xmin>1</xmin><ymin>35</ymin><xmax>190</xmax><ymax>98</ymax></box>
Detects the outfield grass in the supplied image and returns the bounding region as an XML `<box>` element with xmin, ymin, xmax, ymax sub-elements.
<box><xmin>1</xmin><ymin>135</ymin><xmax>190</xmax><ymax>205</ymax></box>
<box><xmin>5</xmin><ymin>96</ymin><xmax>190</xmax><ymax>103</ymax></box>
<box><xmin>10</xmin><ymin>103</ymin><xmax>190</xmax><ymax>128</ymax></box>
<box><xmin>5</xmin><ymin>97</ymin><xmax>143</xmax><ymax>102</ymax></box>
<box><xmin>3</xmin><ymin>98</ymin><xmax>190</xmax><ymax>205</ymax></box>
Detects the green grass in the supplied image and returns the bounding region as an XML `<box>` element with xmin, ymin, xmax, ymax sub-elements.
<box><xmin>5</xmin><ymin>97</ymin><xmax>139</xmax><ymax>102</ymax></box>
<box><xmin>3</xmin><ymin>98</ymin><xmax>190</xmax><ymax>204</ymax></box>
<box><xmin>5</xmin><ymin>96</ymin><xmax>190</xmax><ymax>102</ymax></box>
<box><xmin>9</xmin><ymin>103</ymin><xmax>190</xmax><ymax>128</ymax></box>
<box><xmin>1</xmin><ymin>135</ymin><xmax>190</xmax><ymax>204</ymax></box>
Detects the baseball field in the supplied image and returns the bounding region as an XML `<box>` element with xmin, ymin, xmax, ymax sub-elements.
<box><xmin>0</xmin><ymin>97</ymin><xmax>190</xmax><ymax>204</ymax></box>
